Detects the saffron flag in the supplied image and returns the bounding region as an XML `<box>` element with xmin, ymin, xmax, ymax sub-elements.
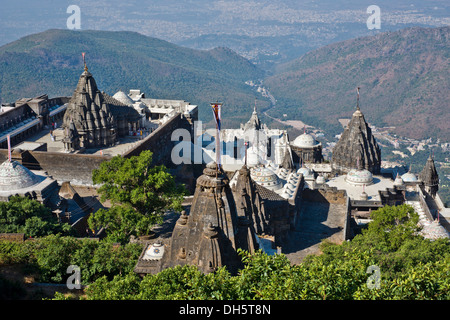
<box><xmin>211</xmin><ymin>103</ymin><xmax>222</xmax><ymax>131</ymax></box>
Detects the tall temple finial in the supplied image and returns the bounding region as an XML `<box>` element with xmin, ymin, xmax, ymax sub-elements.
<box><xmin>211</xmin><ymin>101</ymin><xmax>222</xmax><ymax>178</ymax></box>
<box><xmin>82</xmin><ymin>52</ymin><xmax>88</xmax><ymax>72</ymax></box>
<box><xmin>244</xmin><ymin>141</ymin><xmax>248</xmax><ymax>166</ymax></box>
<box><xmin>7</xmin><ymin>134</ymin><xmax>11</xmax><ymax>162</ymax></box>
<box><xmin>356</xmin><ymin>87</ymin><xmax>360</xmax><ymax>111</ymax></box>
<box><xmin>254</xmin><ymin>98</ymin><xmax>257</xmax><ymax>113</ymax></box>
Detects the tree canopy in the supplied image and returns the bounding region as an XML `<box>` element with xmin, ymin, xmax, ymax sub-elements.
<box><xmin>89</xmin><ymin>150</ymin><xmax>188</xmax><ymax>243</ymax></box>
<box><xmin>79</xmin><ymin>204</ymin><xmax>450</xmax><ymax>300</ymax></box>
<box><xmin>2</xmin><ymin>200</ymin><xmax>449</xmax><ymax>300</ymax></box>
<box><xmin>0</xmin><ymin>196</ymin><xmax>73</xmax><ymax>238</ymax></box>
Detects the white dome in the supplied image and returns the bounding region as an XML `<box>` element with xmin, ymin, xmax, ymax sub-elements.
<box><xmin>0</xmin><ymin>160</ymin><xmax>41</xmax><ymax>191</ymax></box>
<box><xmin>250</xmin><ymin>166</ymin><xmax>282</xmax><ymax>191</ymax></box>
<box><xmin>292</xmin><ymin>133</ymin><xmax>318</xmax><ymax>148</ymax></box>
<box><xmin>297</xmin><ymin>167</ymin><xmax>313</xmax><ymax>177</ymax></box>
<box><xmin>113</xmin><ymin>91</ymin><xmax>134</xmax><ymax>106</ymax></box>
<box><xmin>316</xmin><ymin>175</ymin><xmax>326</xmax><ymax>184</ymax></box>
<box><xmin>345</xmin><ymin>168</ymin><xmax>373</xmax><ymax>186</ymax></box>
<box><xmin>401</xmin><ymin>172</ymin><xmax>418</xmax><ymax>182</ymax></box>
<box><xmin>142</xmin><ymin>242</ymin><xmax>165</xmax><ymax>261</ymax></box>
<box><xmin>393</xmin><ymin>174</ymin><xmax>404</xmax><ymax>186</ymax></box>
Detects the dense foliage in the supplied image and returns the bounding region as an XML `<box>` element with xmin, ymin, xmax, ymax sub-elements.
<box><xmin>1</xmin><ymin>202</ymin><xmax>449</xmax><ymax>300</ymax></box>
<box><xmin>80</xmin><ymin>204</ymin><xmax>449</xmax><ymax>300</ymax></box>
<box><xmin>0</xmin><ymin>196</ymin><xmax>73</xmax><ymax>238</ymax></box>
<box><xmin>89</xmin><ymin>150</ymin><xmax>188</xmax><ymax>243</ymax></box>
<box><xmin>0</xmin><ymin>235</ymin><xmax>142</xmax><ymax>284</ymax></box>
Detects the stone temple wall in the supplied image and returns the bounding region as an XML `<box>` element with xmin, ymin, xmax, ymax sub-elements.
<box><xmin>301</xmin><ymin>186</ymin><xmax>347</xmax><ymax>205</ymax></box>
<box><xmin>123</xmin><ymin>112</ymin><xmax>193</xmax><ymax>166</ymax></box>
<box><xmin>27</xmin><ymin>151</ymin><xmax>109</xmax><ymax>186</ymax></box>
<box><xmin>0</xmin><ymin>112</ymin><xmax>197</xmax><ymax>190</ymax></box>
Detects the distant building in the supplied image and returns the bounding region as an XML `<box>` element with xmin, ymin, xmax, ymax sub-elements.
<box><xmin>290</xmin><ymin>131</ymin><xmax>324</xmax><ymax>165</ymax></box>
<box><xmin>62</xmin><ymin>64</ymin><xmax>141</xmax><ymax>152</ymax></box>
<box><xmin>0</xmin><ymin>61</ymin><xmax>199</xmax><ymax>236</ymax></box>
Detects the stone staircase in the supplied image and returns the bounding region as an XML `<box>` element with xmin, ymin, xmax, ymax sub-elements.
<box><xmin>405</xmin><ymin>200</ymin><xmax>431</xmax><ymax>227</ymax></box>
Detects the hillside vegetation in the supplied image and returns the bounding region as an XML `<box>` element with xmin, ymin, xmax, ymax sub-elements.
<box><xmin>0</xmin><ymin>29</ymin><xmax>267</xmax><ymax>128</ymax></box>
<box><xmin>265</xmin><ymin>26</ymin><xmax>450</xmax><ymax>141</ymax></box>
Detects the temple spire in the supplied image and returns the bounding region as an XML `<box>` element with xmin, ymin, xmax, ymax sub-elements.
<box><xmin>331</xmin><ymin>87</ymin><xmax>381</xmax><ymax>175</ymax></box>
<box><xmin>356</xmin><ymin>87</ymin><xmax>360</xmax><ymax>111</ymax></box>
<box><xmin>7</xmin><ymin>135</ymin><xmax>11</xmax><ymax>162</ymax></box>
<box><xmin>82</xmin><ymin>52</ymin><xmax>88</xmax><ymax>72</ymax></box>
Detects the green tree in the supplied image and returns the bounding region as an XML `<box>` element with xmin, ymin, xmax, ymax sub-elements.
<box><xmin>34</xmin><ymin>235</ymin><xmax>82</xmax><ymax>283</ymax></box>
<box><xmin>1</xmin><ymin>235</ymin><xmax>143</xmax><ymax>285</ymax></box>
<box><xmin>89</xmin><ymin>150</ymin><xmax>188</xmax><ymax>242</ymax></box>
<box><xmin>0</xmin><ymin>196</ymin><xmax>73</xmax><ymax>237</ymax></box>
<box><xmin>357</xmin><ymin>204</ymin><xmax>420</xmax><ymax>251</ymax></box>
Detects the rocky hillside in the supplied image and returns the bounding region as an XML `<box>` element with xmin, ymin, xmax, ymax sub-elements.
<box><xmin>0</xmin><ymin>29</ymin><xmax>267</xmax><ymax>127</ymax></box>
<box><xmin>265</xmin><ymin>26</ymin><xmax>450</xmax><ymax>141</ymax></box>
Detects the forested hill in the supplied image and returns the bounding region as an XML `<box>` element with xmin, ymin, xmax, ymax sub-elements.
<box><xmin>265</xmin><ymin>26</ymin><xmax>450</xmax><ymax>141</ymax></box>
<box><xmin>0</xmin><ymin>29</ymin><xmax>267</xmax><ymax>127</ymax></box>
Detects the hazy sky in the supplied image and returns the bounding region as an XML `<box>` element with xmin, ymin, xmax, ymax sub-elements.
<box><xmin>1</xmin><ymin>0</ymin><xmax>449</xmax><ymax>46</ymax></box>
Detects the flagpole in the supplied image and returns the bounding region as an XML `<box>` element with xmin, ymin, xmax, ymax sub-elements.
<box><xmin>211</xmin><ymin>101</ymin><xmax>222</xmax><ymax>178</ymax></box>
<box><xmin>7</xmin><ymin>135</ymin><xmax>11</xmax><ymax>162</ymax></box>
<box><xmin>216</xmin><ymin>123</ymin><xmax>219</xmax><ymax>178</ymax></box>
<box><xmin>244</xmin><ymin>141</ymin><xmax>248</xmax><ymax>166</ymax></box>
<box><xmin>356</xmin><ymin>87</ymin><xmax>360</xmax><ymax>111</ymax></box>
<box><xmin>82</xmin><ymin>52</ymin><xmax>87</xmax><ymax>71</ymax></box>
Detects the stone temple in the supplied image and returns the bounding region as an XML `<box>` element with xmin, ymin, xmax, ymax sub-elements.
<box><xmin>0</xmin><ymin>59</ymin><xmax>198</xmax><ymax>236</ymax></box>
<box><xmin>290</xmin><ymin>130</ymin><xmax>324</xmax><ymax>165</ymax></box>
<box><xmin>331</xmin><ymin>92</ymin><xmax>381</xmax><ymax>175</ymax></box>
<box><xmin>134</xmin><ymin>88</ymin><xmax>449</xmax><ymax>275</ymax></box>
<box><xmin>62</xmin><ymin>64</ymin><xmax>141</xmax><ymax>152</ymax></box>
<box><xmin>0</xmin><ymin>57</ymin><xmax>447</xmax><ymax>274</ymax></box>
<box><xmin>134</xmin><ymin>162</ymin><xmax>260</xmax><ymax>275</ymax></box>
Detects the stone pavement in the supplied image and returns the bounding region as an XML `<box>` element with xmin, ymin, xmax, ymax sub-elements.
<box><xmin>283</xmin><ymin>200</ymin><xmax>347</xmax><ymax>264</ymax></box>
<box><xmin>25</xmin><ymin>126</ymin><xmax>146</xmax><ymax>156</ymax></box>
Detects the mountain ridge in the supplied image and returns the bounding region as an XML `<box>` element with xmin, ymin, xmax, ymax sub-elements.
<box><xmin>265</xmin><ymin>26</ymin><xmax>450</xmax><ymax>141</ymax></box>
<box><xmin>0</xmin><ymin>29</ymin><xmax>268</xmax><ymax>128</ymax></box>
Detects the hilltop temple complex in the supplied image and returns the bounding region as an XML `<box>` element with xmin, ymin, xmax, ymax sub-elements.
<box><xmin>0</xmin><ymin>62</ymin><xmax>198</xmax><ymax>234</ymax></box>
<box><xmin>0</xmin><ymin>62</ymin><xmax>448</xmax><ymax>273</ymax></box>
<box><xmin>134</xmin><ymin>89</ymin><xmax>449</xmax><ymax>274</ymax></box>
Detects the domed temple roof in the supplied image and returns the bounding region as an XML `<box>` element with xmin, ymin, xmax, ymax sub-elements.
<box><xmin>345</xmin><ymin>168</ymin><xmax>373</xmax><ymax>186</ymax></box>
<box><xmin>297</xmin><ymin>166</ymin><xmax>313</xmax><ymax>178</ymax></box>
<box><xmin>419</xmin><ymin>155</ymin><xmax>439</xmax><ymax>186</ymax></box>
<box><xmin>393</xmin><ymin>173</ymin><xmax>404</xmax><ymax>186</ymax></box>
<box><xmin>331</xmin><ymin>88</ymin><xmax>381</xmax><ymax>174</ymax></box>
<box><xmin>113</xmin><ymin>91</ymin><xmax>134</xmax><ymax>106</ymax></box>
<box><xmin>250</xmin><ymin>166</ymin><xmax>282</xmax><ymax>191</ymax></box>
<box><xmin>0</xmin><ymin>160</ymin><xmax>41</xmax><ymax>191</ymax></box>
<box><xmin>401</xmin><ymin>172</ymin><xmax>418</xmax><ymax>182</ymax></box>
<box><xmin>292</xmin><ymin>133</ymin><xmax>319</xmax><ymax>148</ymax></box>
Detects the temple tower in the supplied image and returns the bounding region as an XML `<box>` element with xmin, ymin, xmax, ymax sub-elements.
<box><xmin>62</xmin><ymin>64</ymin><xmax>117</xmax><ymax>150</ymax></box>
<box><xmin>134</xmin><ymin>162</ymin><xmax>258</xmax><ymax>275</ymax></box>
<box><xmin>419</xmin><ymin>154</ymin><xmax>439</xmax><ymax>198</ymax></box>
<box><xmin>331</xmin><ymin>88</ymin><xmax>381</xmax><ymax>175</ymax></box>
